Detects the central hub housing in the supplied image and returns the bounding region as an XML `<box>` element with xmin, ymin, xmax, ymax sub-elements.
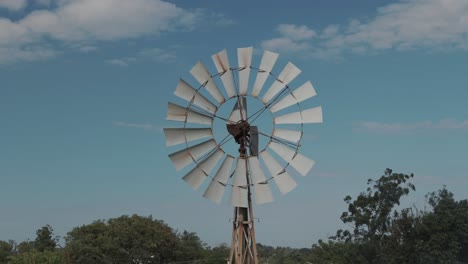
<box><xmin>227</xmin><ymin>120</ymin><xmax>250</xmax><ymax>144</ymax></box>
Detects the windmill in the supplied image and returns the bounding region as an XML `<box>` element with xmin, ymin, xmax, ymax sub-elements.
<box><xmin>163</xmin><ymin>47</ymin><xmax>322</xmax><ymax>264</ymax></box>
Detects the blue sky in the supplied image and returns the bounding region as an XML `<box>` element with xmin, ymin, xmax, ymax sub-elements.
<box><xmin>1</xmin><ymin>0</ymin><xmax>468</xmax><ymax>248</ymax></box>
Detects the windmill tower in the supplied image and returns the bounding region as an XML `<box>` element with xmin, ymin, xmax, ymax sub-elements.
<box><xmin>164</xmin><ymin>47</ymin><xmax>322</xmax><ymax>264</ymax></box>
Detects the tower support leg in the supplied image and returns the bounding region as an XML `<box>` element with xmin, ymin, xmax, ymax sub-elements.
<box><xmin>228</xmin><ymin>197</ymin><xmax>258</xmax><ymax>264</ymax></box>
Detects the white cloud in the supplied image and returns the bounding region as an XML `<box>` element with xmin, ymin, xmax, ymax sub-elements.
<box><xmin>354</xmin><ymin>119</ymin><xmax>468</xmax><ymax>135</ymax></box>
<box><xmin>277</xmin><ymin>24</ymin><xmax>316</xmax><ymax>41</ymax></box>
<box><xmin>261</xmin><ymin>37</ymin><xmax>310</xmax><ymax>53</ymax></box>
<box><xmin>0</xmin><ymin>0</ymin><xmax>206</xmax><ymax>64</ymax></box>
<box><xmin>20</xmin><ymin>0</ymin><xmax>198</xmax><ymax>41</ymax></box>
<box><xmin>106</xmin><ymin>57</ymin><xmax>136</xmax><ymax>67</ymax></box>
<box><xmin>113</xmin><ymin>121</ymin><xmax>159</xmax><ymax>131</ymax></box>
<box><xmin>0</xmin><ymin>46</ymin><xmax>58</xmax><ymax>64</ymax></box>
<box><xmin>107</xmin><ymin>59</ymin><xmax>129</xmax><ymax>67</ymax></box>
<box><xmin>106</xmin><ymin>47</ymin><xmax>175</xmax><ymax>66</ymax></box>
<box><xmin>261</xmin><ymin>24</ymin><xmax>314</xmax><ymax>53</ymax></box>
<box><xmin>0</xmin><ymin>0</ymin><xmax>57</xmax><ymax>11</ymax></box>
<box><xmin>0</xmin><ymin>0</ymin><xmax>27</xmax><ymax>11</ymax></box>
<box><xmin>262</xmin><ymin>0</ymin><xmax>468</xmax><ymax>57</ymax></box>
<box><xmin>138</xmin><ymin>47</ymin><xmax>176</xmax><ymax>61</ymax></box>
<box><xmin>77</xmin><ymin>45</ymin><xmax>97</xmax><ymax>53</ymax></box>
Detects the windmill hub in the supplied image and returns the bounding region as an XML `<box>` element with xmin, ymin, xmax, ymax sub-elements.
<box><xmin>226</xmin><ymin>120</ymin><xmax>250</xmax><ymax>145</ymax></box>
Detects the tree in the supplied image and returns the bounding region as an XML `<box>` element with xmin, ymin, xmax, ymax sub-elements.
<box><xmin>413</xmin><ymin>188</ymin><xmax>468</xmax><ymax>263</ymax></box>
<box><xmin>174</xmin><ymin>230</ymin><xmax>205</xmax><ymax>262</ymax></box>
<box><xmin>8</xmin><ymin>250</ymin><xmax>65</xmax><ymax>264</ymax></box>
<box><xmin>336</xmin><ymin>169</ymin><xmax>415</xmax><ymax>262</ymax></box>
<box><xmin>204</xmin><ymin>243</ymin><xmax>229</xmax><ymax>264</ymax></box>
<box><xmin>309</xmin><ymin>240</ymin><xmax>368</xmax><ymax>264</ymax></box>
<box><xmin>0</xmin><ymin>240</ymin><xmax>12</xmax><ymax>264</ymax></box>
<box><xmin>339</xmin><ymin>169</ymin><xmax>415</xmax><ymax>242</ymax></box>
<box><xmin>310</xmin><ymin>169</ymin><xmax>468</xmax><ymax>264</ymax></box>
<box><xmin>7</xmin><ymin>225</ymin><xmax>64</xmax><ymax>264</ymax></box>
<box><xmin>66</xmin><ymin>214</ymin><xmax>179</xmax><ymax>264</ymax></box>
<box><xmin>17</xmin><ymin>241</ymin><xmax>34</xmax><ymax>254</ymax></box>
<box><xmin>310</xmin><ymin>169</ymin><xmax>416</xmax><ymax>264</ymax></box>
<box><xmin>34</xmin><ymin>225</ymin><xmax>57</xmax><ymax>252</ymax></box>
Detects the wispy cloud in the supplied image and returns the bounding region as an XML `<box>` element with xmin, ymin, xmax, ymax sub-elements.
<box><xmin>262</xmin><ymin>0</ymin><xmax>468</xmax><ymax>58</ymax></box>
<box><xmin>0</xmin><ymin>46</ymin><xmax>59</xmax><ymax>64</ymax></box>
<box><xmin>113</xmin><ymin>121</ymin><xmax>160</xmax><ymax>131</ymax></box>
<box><xmin>0</xmin><ymin>0</ymin><xmax>27</xmax><ymax>11</ymax></box>
<box><xmin>0</xmin><ymin>0</ymin><xmax>230</xmax><ymax>64</ymax></box>
<box><xmin>0</xmin><ymin>0</ymin><xmax>52</xmax><ymax>10</ymax></box>
<box><xmin>262</xmin><ymin>24</ymin><xmax>315</xmax><ymax>53</ymax></box>
<box><xmin>106</xmin><ymin>57</ymin><xmax>136</xmax><ymax>67</ymax></box>
<box><xmin>77</xmin><ymin>45</ymin><xmax>98</xmax><ymax>53</ymax></box>
<box><xmin>277</xmin><ymin>24</ymin><xmax>316</xmax><ymax>41</ymax></box>
<box><xmin>138</xmin><ymin>47</ymin><xmax>176</xmax><ymax>62</ymax></box>
<box><xmin>354</xmin><ymin>119</ymin><xmax>468</xmax><ymax>135</ymax></box>
<box><xmin>106</xmin><ymin>47</ymin><xmax>175</xmax><ymax>66</ymax></box>
<box><xmin>107</xmin><ymin>59</ymin><xmax>129</xmax><ymax>67</ymax></box>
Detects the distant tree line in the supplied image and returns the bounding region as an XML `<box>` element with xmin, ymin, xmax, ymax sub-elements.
<box><xmin>1</xmin><ymin>169</ymin><xmax>467</xmax><ymax>263</ymax></box>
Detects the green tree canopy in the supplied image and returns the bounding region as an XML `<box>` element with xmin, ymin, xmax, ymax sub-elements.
<box><xmin>34</xmin><ymin>225</ymin><xmax>57</xmax><ymax>252</ymax></box>
<box><xmin>0</xmin><ymin>240</ymin><xmax>13</xmax><ymax>264</ymax></box>
<box><xmin>309</xmin><ymin>169</ymin><xmax>468</xmax><ymax>264</ymax></box>
<box><xmin>66</xmin><ymin>214</ymin><xmax>180</xmax><ymax>264</ymax></box>
<box><xmin>8</xmin><ymin>250</ymin><xmax>65</xmax><ymax>264</ymax></box>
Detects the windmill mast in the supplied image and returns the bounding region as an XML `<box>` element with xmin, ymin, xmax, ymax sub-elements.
<box><xmin>227</xmin><ymin>97</ymin><xmax>258</xmax><ymax>264</ymax></box>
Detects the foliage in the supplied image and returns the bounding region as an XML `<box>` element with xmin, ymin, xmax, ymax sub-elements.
<box><xmin>16</xmin><ymin>241</ymin><xmax>34</xmax><ymax>254</ymax></box>
<box><xmin>338</xmin><ymin>168</ymin><xmax>415</xmax><ymax>243</ymax></box>
<box><xmin>34</xmin><ymin>225</ymin><xmax>57</xmax><ymax>253</ymax></box>
<box><xmin>413</xmin><ymin>188</ymin><xmax>468</xmax><ymax>263</ymax></box>
<box><xmin>65</xmin><ymin>214</ymin><xmax>180</xmax><ymax>264</ymax></box>
<box><xmin>257</xmin><ymin>244</ymin><xmax>312</xmax><ymax>264</ymax></box>
<box><xmin>174</xmin><ymin>230</ymin><xmax>206</xmax><ymax>262</ymax></box>
<box><xmin>8</xmin><ymin>250</ymin><xmax>65</xmax><ymax>264</ymax></box>
<box><xmin>203</xmin><ymin>243</ymin><xmax>229</xmax><ymax>264</ymax></box>
<box><xmin>0</xmin><ymin>240</ymin><xmax>12</xmax><ymax>264</ymax></box>
<box><xmin>310</xmin><ymin>169</ymin><xmax>468</xmax><ymax>264</ymax></box>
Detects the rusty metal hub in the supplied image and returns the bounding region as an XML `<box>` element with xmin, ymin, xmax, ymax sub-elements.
<box><xmin>227</xmin><ymin>120</ymin><xmax>250</xmax><ymax>144</ymax></box>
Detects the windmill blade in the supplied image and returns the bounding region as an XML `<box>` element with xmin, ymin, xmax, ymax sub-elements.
<box><xmin>275</xmin><ymin>106</ymin><xmax>323</xmax><ymax>125</ymax></box>
<box><xmin>174</xmin><ymin>79</ymin><xmax>217</xmax><ymax>114</ymax></box>
<box><xmin>230</xmin><ymin>158</ymin><xmax>248</xmax><ymax>207</ymax></box>
<box><xmin>259</xmin><ymin>150</ymin><xmax>297</xmax><ymax>195</ymax></box>
<box><xmin>231</xmin><ymin>186</ymin><xmax>248</xmax><ymax>208</ymax></box>
<box><xmin>268</xmin><ymin>141</ymin><xmax>315</xmax><ymax>176</ymax></box>
<box><xmin>272</xmin><ymin>128</ymin><xmax>302</xmax><ymax>143</ymax></box>
<box><xmin>253</xmin><ymin>183</ymin><xmax>274</xmax><ymax>205</ymax></box>
<box><xmin>190</xmin><ymin>61</ymin><xmax>225</xmax><ymax>104</ymax></box>
<box><xmin>168</xmin><ymin>139</ymin><xmax>217</xmax><ymax>171</ymax></box>
<box><xmin>251</xmin><ymin>50</ymin><xmax>279</xmax><ymax>97</ymax></box>
<box><xmin>227</xmin><ymin>96</ymin><xmax>247</xmax><ymax>124</ymax></box>
<box><xmin>182</xmin><ymin>149</ymin><xmax>224</xmax><ymax>190</ymax></box>
<box><xmin>261</xmin><ymin>62</ymin><xmax>301</xmax><ymax>104</ymax></box>
<box><xmin>212</xmin><ymin>49</ymin><xmax>236</xmax><ymax>98</ymax></box>
<box><xmin>232</xmin><ymin>158</ymin><xmax>247</xmax><ymax>187</ymax></box>
<box><xmin>270</xmin><ymin>81</ymin><xmax>316</xmax><ymax>113</ymax></box>
<box><xmin>203</xmin><ymin>155</ymin><xmax>235</xmax><ymax>204</ymax></box>
<box><xmin>248</xmin><ymin>156</ymin><xmax>274</xmax><ymax>204</ymax></box>
<box><xmin>167</xmin><ymin>102</ymin><xmax>213</xmax><ymax>125</ymax></box>
<box><xmin>163</xmin><ymin>128</ymin><xmax>212</xmax><ymax>146</ymax></box>
<box><xmin>238</xmin><ymin>47</ymin><xmax>253</xmax><ymax>96</ymax></box>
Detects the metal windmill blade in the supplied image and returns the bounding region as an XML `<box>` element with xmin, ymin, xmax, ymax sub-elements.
<box><xmin>163</xmin><ymin>47</ymin><xmax>323</xmax><ymax>264</ymax></box>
